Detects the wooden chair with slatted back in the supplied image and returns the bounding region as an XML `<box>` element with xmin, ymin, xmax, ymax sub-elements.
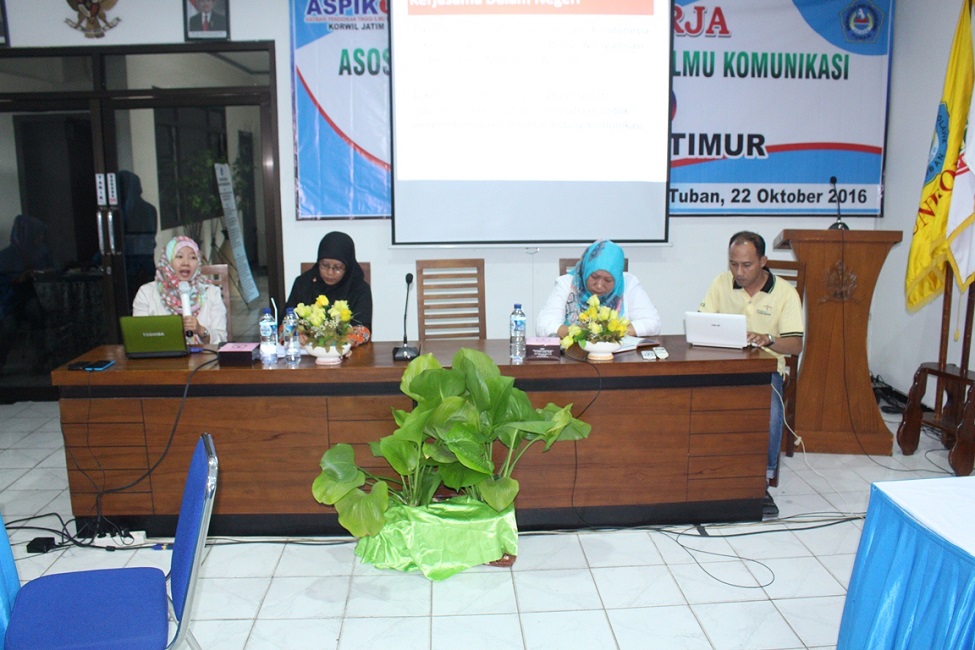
<box><xmin>764</xmin><ymin>258</ymin><xmax>805</xmax><ymax>465</ymax></box>
<box><xmin>199</xmin><ymin>264</ymin><xmax>232</xmax><ymax>340</ymax></box>
<box><xmin>415</xmin><ymin>259</ymin><xmax>486</xmax><ymax>341</ymax></box>
<box><xmin>299</xmin><ymin>262</ymin><xmax>371</xmax><ymax>286</ymax></box>
<box><xmin>559</xmin><ymin>257</ymin><xmax>628</xmax><ymax>276</ymax></box>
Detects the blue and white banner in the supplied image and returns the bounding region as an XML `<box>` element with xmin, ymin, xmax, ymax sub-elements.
<box><xmin>670</xmin><ymin>0</ymin><xmax>893</xmax><ymax>216</ymax></box>
<box><xmin>292</xmin><ymin>0</ymin><xmax>390</xmax><ymax>219</ymax></box>
<box><xmin>291</xmin><ymin>0</ymin><xmax>893</xmax><ymax>220</ymax></box>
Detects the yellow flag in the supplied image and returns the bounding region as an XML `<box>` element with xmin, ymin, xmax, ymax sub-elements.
<box><xmin>906</xmin><ymin>0</ymin><xmax>975</xmax><ymax>311</ymax></box>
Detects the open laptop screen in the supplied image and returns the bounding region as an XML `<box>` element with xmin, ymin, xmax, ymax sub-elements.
<box><xmin>684</xmin><ymin>312</ymin><xmax>749</xmax><ymax>349</ymax></box>
<box><xmin>119</xmin><ymin>315</ymin><xmax>189</xmax><ymax>359</ymax></box>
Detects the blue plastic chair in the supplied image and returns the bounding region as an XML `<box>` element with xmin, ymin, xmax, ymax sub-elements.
<box><xmin>0</xmin><ymin>513</ymin><xmax>21</xmax><ymax>641</ymax></box>
<box><xmin>4</xmin><ymin>433</ymin><xmax>218</xmax><ymax>650</ymax></box>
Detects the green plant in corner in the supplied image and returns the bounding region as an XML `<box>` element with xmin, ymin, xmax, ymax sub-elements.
<box><xmin>312</xmin><ymin>348</ymin><xmax>591</xmax><ymax>538</ymax></box>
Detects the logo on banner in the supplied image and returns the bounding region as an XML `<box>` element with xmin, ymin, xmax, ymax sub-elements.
<box><xmin>925</xmin><ymin>102</ymin><xmax>950</xmax><ymax>186</ymax></box>
<box><xmin>304</xmin><ymin>0</ymin><xmax>388</xmax><ymax>20</ymax></box>
<box><xmin>839</xmin><ymin>0</ymin><xmax>884</xmax><ymax>44</ymax></box>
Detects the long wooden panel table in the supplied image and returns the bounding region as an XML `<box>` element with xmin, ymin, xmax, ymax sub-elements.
<box><xmin>52</xmin><ymin>337</ymin><xmax>776</xmax><ymax>536</ymax></box>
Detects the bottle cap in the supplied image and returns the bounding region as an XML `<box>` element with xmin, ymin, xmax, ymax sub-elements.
<box><xmin>514</xmin><ymin>303</ymin><xmax>522</xmax><ymax>309</ymax></box>
<box><xmin>262</xmin><ymin>308</ymin><xmax>271</xmax><ymax>314</ymax></box>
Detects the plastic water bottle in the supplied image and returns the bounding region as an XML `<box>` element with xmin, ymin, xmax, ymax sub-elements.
<box><xmin>283</xmin><ymin>308</ymin><xmax>301</xmax><ymax>365</ymax></box>
<box><xmin>509</xmin><ymin>303</ymin><xmax>526</xmax><ymax>364</ymax></box>
<box><xmin>259</xmin><ymin>308</ymin><xmax>278</xmax><ymax>365</ymax></box>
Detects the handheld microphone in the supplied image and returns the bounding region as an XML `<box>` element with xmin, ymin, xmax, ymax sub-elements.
<box><xmin>828</xmin><ymin>176</ymin><xmax>850</xmax><ymax>230</ymax></box>
<box><xmin>393</xmin><ymin>272</ymin><xmax>421</xmax><ymax>361</ymax></box>
<box><xmin>178</xmin><ymin>281</ymin><xmax>194</xmax><ymax>338</ymax></box>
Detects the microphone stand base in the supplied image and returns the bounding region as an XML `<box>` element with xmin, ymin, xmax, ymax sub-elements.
<box><xmin>393</xmin><ymin>345</ymin><xmax>421</xmax><ymax>361</ymax></box>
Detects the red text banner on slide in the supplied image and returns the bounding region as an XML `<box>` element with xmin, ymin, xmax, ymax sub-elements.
<box><xmin>407</xmin><ymin>0</ymin><xmax>653</xmax><ymax>17</ymax></box>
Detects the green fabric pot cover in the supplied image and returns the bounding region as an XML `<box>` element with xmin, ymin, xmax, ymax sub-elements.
<box><xmin>354</xmin><ymin>496</ymin><xmax>518</xmax><ymax>581</ymax></box>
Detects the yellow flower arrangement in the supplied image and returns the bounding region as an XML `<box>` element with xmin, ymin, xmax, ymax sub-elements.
<box><xmin>294</xmin><ymin>295</ymin><xmax>353</xmax><ymax>349</ymax></box>
<box><xmin>560</xmin><ymin>294</ymin><xmax>630</xmax><ymax>349</ymax></box>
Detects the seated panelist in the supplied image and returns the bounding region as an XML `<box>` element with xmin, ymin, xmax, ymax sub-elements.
<box><xmin>285</xmin><ymin>231</ymin><xmax>372</xmax><ymax>346</ymax></box>
<box><xmin>132</xmin><ymin>235</ymin><xmax>227</xmax><ymax>345</ymax></box>
<box><xmin>536</xmin><ymin>239</ymin><xmax>661</xmax><ymax>338</ymax></box>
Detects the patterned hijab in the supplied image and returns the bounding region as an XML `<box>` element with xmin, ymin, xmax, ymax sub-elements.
<box><xmin>565</xmin><ymin>240</ymin><xmax>626</xmax><ymax>325</ymax></box>
<box><xmin>154</xmin><ymin>236</ymin><xmax>210</xmax><ymax>315</ymax></box>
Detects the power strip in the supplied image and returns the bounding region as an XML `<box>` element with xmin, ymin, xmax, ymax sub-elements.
<box><xmin>80</xmin><ymin>530</ymin><xmax>147</xmax><ymax>548</ymax></box>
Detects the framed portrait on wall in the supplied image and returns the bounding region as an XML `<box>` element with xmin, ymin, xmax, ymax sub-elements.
<box><xmin>184</xmin><ymin>0</ymin><xmax>230</xmax><ymax>41</ymax></box>
<box><xmin>0</xmin><ymin>1</ymin><xmax>9</xmax><ymax>48</ymax></box>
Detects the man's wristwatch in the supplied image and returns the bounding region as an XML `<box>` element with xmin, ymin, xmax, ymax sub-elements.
<box><xmin>765</xmin><ymin>334</ymin><xmax>775</xmax><ymax>347</ymax></box>
<box><xmin>201</xmin><ymin>328</ymin><xmax>210</xmax><ymax>341</ymax></box>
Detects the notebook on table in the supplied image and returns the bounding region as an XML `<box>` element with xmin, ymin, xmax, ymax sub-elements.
<box><xmin>684</xmin><ymin>311</ymin><xmax>749</xmax><ymax>349</ymax></box>
<box><xmin>120</xmin><ymin>315</ymin><xmax>189</xmax><ymax>359</ymax></box>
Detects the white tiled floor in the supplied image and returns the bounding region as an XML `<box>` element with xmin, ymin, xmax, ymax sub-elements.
<box><xmin>0</xmin><ymin>400</ymin><xmax>953</xmax><ymax>649</ymax></box>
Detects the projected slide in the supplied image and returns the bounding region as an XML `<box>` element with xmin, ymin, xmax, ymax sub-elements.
<box><xmin>391</xmin><ymin>0</ymin><xmax>671</xmax><ymax>245</ymax></box>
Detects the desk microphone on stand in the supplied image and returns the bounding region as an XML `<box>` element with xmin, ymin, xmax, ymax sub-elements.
<box><xmin>393</xmin><ymin>273</ymin><xmax>420</xmax><ymax>361</ymax></box>
<box><xmin>828</xmin><ymin>176</ymin><xmax>850</xmax><ymax>230</ymax></box>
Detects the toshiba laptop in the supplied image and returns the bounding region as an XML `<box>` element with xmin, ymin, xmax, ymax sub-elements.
<box><xmin>684</xmin><ymin>311</ymin><xmax>749</xmax><ymax>349</ymax></box>
<box><xmin>120</xmin><ymin>315</ymin><xmax>189</xmax><ymax>359</ymax></box>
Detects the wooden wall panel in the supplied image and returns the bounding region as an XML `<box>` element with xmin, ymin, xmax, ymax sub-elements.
<box><xmin>143</xmin><ymin>397</ymin><xmax>328</xmax><ymax>515</ymax></box>
<box><xmin>62</xmin><ymin>423</ymin><xmax>146</xmax><ymax>449</ymax></box>
<box><xmin>689</xmin><ymin>432</ymin><xmax>768</xmax><ymax>456</ymax></box>
<box><xmin>69</xmin><ymin>491</ymin><xmax>154</xmax><ymax>515</ymax></box>
<box><xmin>60</xmin><ymin>398</ymin><xmax>143</xmax><ymax>424</ymax></box>
<box><xmin>687</xmin><ymin>476</ymin><xmax>765</xmax><ymax>501</ymax></box>
<box><xmin>692</xmin><ymin>385</ymin><xmax>769</xmax><ymax>410</ymax></box>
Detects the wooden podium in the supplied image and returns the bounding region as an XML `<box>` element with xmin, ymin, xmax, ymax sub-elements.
<box><xmin>774</xmin><ymin>229</ymin><xmax>902</xmax><ymax>454</ymax></box>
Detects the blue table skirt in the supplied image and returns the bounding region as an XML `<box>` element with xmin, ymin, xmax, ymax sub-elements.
<box><xmin>838</xmin><ymin>482</ymin><xmax>975</xmax><ymax>649</ymax></box>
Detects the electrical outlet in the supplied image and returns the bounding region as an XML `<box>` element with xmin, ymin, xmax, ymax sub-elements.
<box><xmin>81</xmin><ymin>530</ymin><xmax>147</xmax><ymax>548</ymax></box>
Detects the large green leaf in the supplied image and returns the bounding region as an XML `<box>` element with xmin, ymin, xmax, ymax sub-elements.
<box><xmin>334</xmin><ymin>481</ymin><xmax>389</xmax><ymax>537</ymax></box>
<box><xmin>399</xmin><ymin>353</ymin><xmax>442</xmax><ymax>401</ymax></box>
<box><xmin>479</xmin><ymin>475</ymin><xmax>520</xmax><ymax>511</ymax></box>
<box><xmin>491</xmin><ymin>386</ymin><xmax>535</xmax><ymax>429</ymax></box>
<box><xmin>319</xmin><ymin>444</ymin><xmax>359</xmax><ymax>481</ymax></box>
<box><xmin>311</xmin><ymin>467</ymin><xmax>365</xmax><ymax>505</ymax></box>
<box><xmin>538</xmin><ymin>403</ymin><xmax>591</xmax><ymax>447</ymax></box>
<box><xmin>439</xmin><ymin>459</ymin><xmax>490</xmax><ymax>490</ymax></box>
<box><xmin>497</xmin><ymin>419</ymin><xmax>551</xmax><ymax>448</ymax></box>
<box><xmin>410</xmin><ymin>367</ymin><xmax>466</xmax><ymax>403</ymax></box>
<box><xmin>426</xmin><ymin>396</ymin><xmax>479</xmax><ymax>438</ymax></box>
<box><xmin>422</xmin><ymin>440</ymin><xmax>458</xmax><ymax>464</ymax></box>
<box><xmin>445</xmin><ymin>436</ymin><xmax>494</xmax><ymax>475</ymax></box>
<box><xmin>453</xmin><ymin>349</ymin><xmax>501</xmax><ymax>410</ymax></box>
<box><xmin>415</xmin><ymin>469</ymin><xmax>442</xmax><ymax>506</ymax></box>
<box><xmin>379</xmin><ymin>436</ymin><xmax>421</xmax><ymax>476</ymax></box>
<box><xmin>388</xmin><ymin>404</ymin><xmax>434</xmax><ymax>445</ymax></box>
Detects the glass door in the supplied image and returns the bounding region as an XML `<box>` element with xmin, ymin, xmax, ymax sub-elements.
<box><xmin>0</xmin><ymin>44</ymin><xmax>281</xmax><ymax>400</ymax></box>
<box><xmin>110</xmin><ymin>103</ymin><xmax>269</xmax><ymax>343</ymax></box>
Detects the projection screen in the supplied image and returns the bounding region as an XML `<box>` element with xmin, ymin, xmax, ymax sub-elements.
<box><xmin>390</xmin><ymin>0</ymin><xmax>672</xmax><ymax>245</ymax></box>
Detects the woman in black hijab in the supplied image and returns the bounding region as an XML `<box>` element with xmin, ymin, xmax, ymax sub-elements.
<box><xmin>286</xmin><ymin>231</ymin><xmax>372</xmax><ymax>344</ymax></box>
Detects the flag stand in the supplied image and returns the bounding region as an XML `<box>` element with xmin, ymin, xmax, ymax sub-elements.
<box><xmin>897</xmin><ymin>264</ymin><xmax>975</xmax><ymax>475</ymax></box>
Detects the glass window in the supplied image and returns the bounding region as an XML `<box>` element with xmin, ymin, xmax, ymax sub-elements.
<box><xmin>105</xmin><ymin>51</ymin><xmax>270</xmax><ymax>90</ymax></box>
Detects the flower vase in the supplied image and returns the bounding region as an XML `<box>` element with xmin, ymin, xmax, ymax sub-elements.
<box><xmin>580</xmin><ymin>341</ymin><xmax>622</xmax><ymax>361</ymax></box>
<box><xmin>303</xmin><ymin>342</ymin><xmax>351</xmax><ymax>366</ymax></box>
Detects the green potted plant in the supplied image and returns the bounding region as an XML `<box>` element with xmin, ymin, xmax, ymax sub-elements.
<box><xmin>312</xmin><ymin>348</ymin><xmax>591</xmax><ymax>580</ymax></box>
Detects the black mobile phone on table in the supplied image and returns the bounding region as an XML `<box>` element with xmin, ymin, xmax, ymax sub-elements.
<box><xmin>68</xmin><ymin>360</ymin><xmax>115</xmax><ymax>371</ymax></box>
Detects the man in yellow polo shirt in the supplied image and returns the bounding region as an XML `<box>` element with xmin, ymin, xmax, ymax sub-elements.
<box><xmin>699</xmin><ymin>231</ymin><xmax>804</xmax><ymax>518</ymax></box>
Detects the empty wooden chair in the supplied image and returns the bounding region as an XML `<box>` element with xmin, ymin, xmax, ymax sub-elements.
<box><xmin>415</xmin><ymin>259</ymin><xmax>486</xmax><ymax>341</ymax></box>
<box><xmin>200</xmin><ymin>263</ymin><xmax>232</xmax><ymax>340</ymax></box>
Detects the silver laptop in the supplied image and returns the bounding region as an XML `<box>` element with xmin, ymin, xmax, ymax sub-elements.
<box><xmin>684</xmin><ymin>311</ymin><xmax>749</xmax><ymax>349</ymax></box>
